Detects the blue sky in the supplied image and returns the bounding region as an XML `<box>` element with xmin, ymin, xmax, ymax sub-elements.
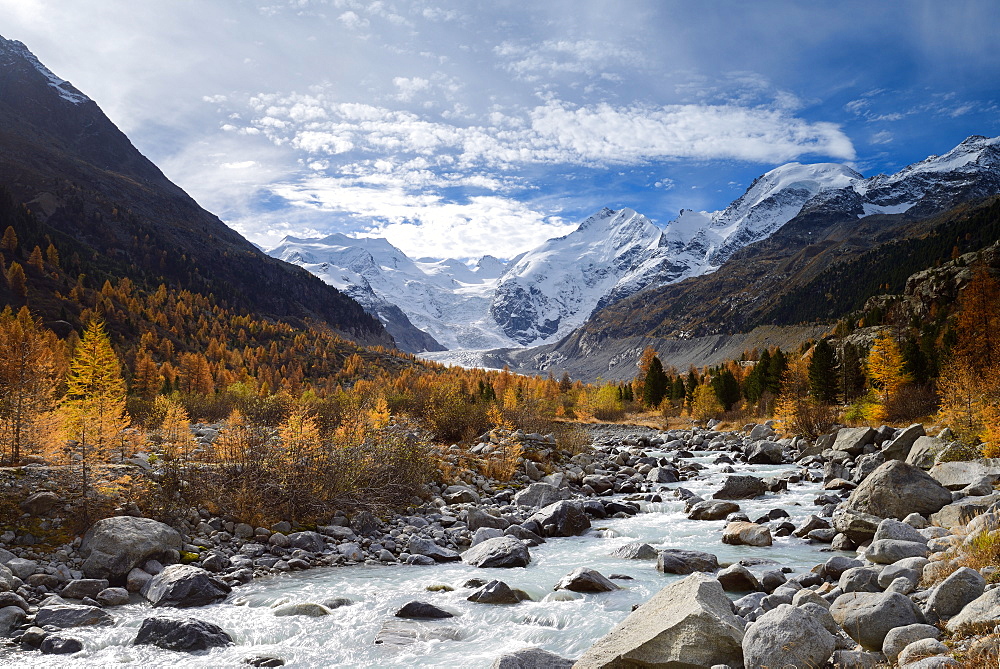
<box><xmin>3</xmin><ymin>0</ymin><xmax>999</xmax><ymax>260</ymax></box>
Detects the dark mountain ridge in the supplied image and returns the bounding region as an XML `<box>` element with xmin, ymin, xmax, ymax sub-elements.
<box><xmin>0</xmin><ymin>35</ymin><xmax>390</xmax><ymax>347</ymax></box>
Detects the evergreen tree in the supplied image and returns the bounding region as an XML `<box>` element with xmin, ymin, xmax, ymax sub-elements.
<box><xmin>670</xmin><ymin>376</ymin><xmax>686</xmax><ymax>402</ymax></box>
<box><xmin>743</xmin><ymin>349</ymin><xmax>770</xmax><ymax>403</ymax></box>
<box><xmin>766</xmin><ymin>348</ymin><xmax>787</xmax><ymax>395</ymax></box>
<box><xmin>807</xmin><ymin>339</ymin><xmax>838</xmax><ymax>402</ymax></box>
<box><xmin>642</xmin><ymin>355</ymin><xmax>668</xmax><ymax>408</ymax></box>
<box><xmin>711</xmin><ymin>368</ymin><xmax>741</xmax><ymax>410</ymax></box>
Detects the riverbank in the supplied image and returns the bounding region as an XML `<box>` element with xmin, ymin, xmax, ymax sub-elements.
<box><xmin>0</xmin><ymin>422</ymin><xmax>998</xmax><ymax>666</ymax></box>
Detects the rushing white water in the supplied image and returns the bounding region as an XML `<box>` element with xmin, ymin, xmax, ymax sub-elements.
<box><xmin>8</xmin><ymin>454</ymin><xmax>847</xmax><ymax>667</ymax></box>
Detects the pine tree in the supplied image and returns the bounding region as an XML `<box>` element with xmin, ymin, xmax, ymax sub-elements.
<box><xmin>744</xmin><ymin>349</ymin><xmax>770</xmax><ymax>403</ymax></box>
<box><xmin>711</xmin><ymin>368</ymin><xmax>741</xmax><ymax>411</ymax></box>
<box><xmin>62</xmin><ymin>319</ymin><xmax>129</xmax><ymax>516</ymax></box>
<box><xmin>807</xmin><ymin>339</ymin><xmax>838</xmax><ymax>403</ymax></box>
<box><xmin>642</xmin><ymin>355</ymin><xmax>668</xmax><ymax>408</ymax></box>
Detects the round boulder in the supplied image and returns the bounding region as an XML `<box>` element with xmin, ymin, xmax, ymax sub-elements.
<box><xmin>134</xmin><ymin>616</ymin><xmax>233</xmax><ymax>651</ymax></box>
<box><xmin>80</xmin><ymin>517</ymin><xmax>182</xmax><ymax>582</ymax></box>
<box><xmin>743</xmin><ymin>603</ymin><xmax>835</xmax><ymax>668</ymax></box>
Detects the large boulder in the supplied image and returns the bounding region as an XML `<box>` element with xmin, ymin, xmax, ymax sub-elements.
<box><xmin>656</xmin><ymin>549</ymin><xmax>719</xmax><ymax>575</ymax></box>
<box><xmin>0</xmin><ymin>606</ymin><xmax>25</xmax><ymax>634</ymax></box>
<box><xmin>845</xmin><ymin>461</ymin><xmax>953</xmax><ymax>520</ymax></box>
<box><xmin>286</xmin><ymin>531</ymin><xmax>326</xmax><ymax>553</ymax></box>
<box><xmin>554</xmin><ymin>567</ymin><xmax>620</xmax><ymax>593</ymax></box>
<box><xmin>929</xmin><ymin>461</ymin><xmax>1000</xmax><ymax>491</ymax></box>
<box><xmin>743</xmin><ymin>603</ymin><xmax>835</xmax><ymax>669</ymax></box>
<box><xmin>833</xmin><ymin>508</ymin><xmax>883</xmax><ymax>544</ymax></box>
<box><xmin>717</xmin><ymin>564</ymin><xmax>761</xmax><ymax>592</ymax></box>
<box><xmin>394</xmin><ymin>601</ymin><xmax>453</xmax><ymax>619</ymax></box>
<box><xmin>574</xmin><ymin>573</ymin><xmax>744</xmax><ymax>668</ymax></box>
<box><xmin>513</xmin><ymin>483</ymin><xmax>571</xmax><ymax>508</ymax></box>
<box><xmin>462</xmin><ymin>536</ymin><xmax>530</xmax><ymax>568</ymax></box>
<box><xmin>882</xmin><ymin>624</ymin><xmax>941</xmax><ymax>664</ymax></box>
<box><xmin>882</xmin><ymin>424</ymin><xmax>926</xmax><ymax>461</ymax></box>
<box><xmin>611</xmin><ymin>542</ymin><xmax>658</xmax><ymax>560</ymax></box>
<box><xmin>527</xmin><ymin>501</ymin><xmax>591</xmax><ymax>538</ymax></box>
<box><xmin>905</xmin><ymin>436</ymin><xmax>946</xmax><ymax>469</ymax></box>
<box><xmin>830</xmin><ymin>591</ymin><xmax>925</xmax><ymax>651</ymax></box>
<box><xmin>722</xmin><ymin>522</ymin><xmax>772</xmax><ymax>547</ymax></box>
<box><xmin>489</xmin><ymin>647</ymin><xmax>574</xmax><ymax>669</ymax></box>
<box><xmin>467</xmin><ymin>509</ymin><xmax>510</xmax><ymax>532</ymax></box>
<box><xmin>832</xmin><ymin>427</ymin><xmax>876</xmax><ymax>456</ymax></box>
<box><xmin>926</xmin><ymin>567</ymin><xmax>986</xmax><ymax>620</ymax></box>
<box><xmin>141</xmin><ymin>565</ymin><xmax>232</xmax><ymax>608</ymax></box>
<box><xmin>19</xmin><ymin>491</ymin><xmax>60</xmax><ymax>516</ymax></box>
<box><xmin>946</xmin><ymin>587</ymin><xmax>1000</xmax><ymax>634</ymax></box>
<box><xmin>467</xmin><ymin>580</ymin><xmax>524</xmax><ymax>605</ymax></box>
<box><xmin>713</xmin><ymin>475</ymin><xmax>767</xmax><ymax>500</ymax></box>
<box><xmin>60</xmin><ymin>579</ymin><xmax>110</xmax><ymax>600</ymax></box>
<box><xmin>873</xmin><ymin>518</ymin><xmax>929</xmax><ymax>544</ymax></box>
<box><xmin>133</xmin><ymin>616</ymin><xmax>233</xmax><ymax>652</ymax></box>
<box><xmin>864</xmin><ymin>539</ymin><xmax>929</xmax><ymax>564</ymax></box>
<box><xmin>746</xmin><ymin>441</ymin><xmax>783</xmax><ymax>464</ymax></box>
<box><xmin>80</xmin><ymin>516</ymin><xmax>182</xmax><ymax>581</ymax></box>
<box><xmin>931</xmin><ymin>493</ymin><xmax>1000</xmax><ymax>529</ymax></box>
<box><xmin>407</xmin><ymin>537</ymin><xmax>461</xmax><ymax>563</ymax></box>
<box><xmin>34</xmin><ymin>604</ymin><xmax>114</xmax><ymax>629</ymax></box>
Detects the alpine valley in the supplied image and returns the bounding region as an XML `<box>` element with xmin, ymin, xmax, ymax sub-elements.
<box><xmin>271</xmin><ymin>135</ymin><xmax>1000</xmax><ymax>379</ymax></box>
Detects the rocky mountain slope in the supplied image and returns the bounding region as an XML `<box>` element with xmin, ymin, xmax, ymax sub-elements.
<box><xmin>0</xmin><ymin>35</ymin><xmax>389</xmax><ymax>347</ymax></box>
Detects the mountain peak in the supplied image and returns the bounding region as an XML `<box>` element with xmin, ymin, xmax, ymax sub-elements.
<box><xmin>0</xmin><ymin>34</ymin><xmax>89</xmax><ymax>105</ymax></box>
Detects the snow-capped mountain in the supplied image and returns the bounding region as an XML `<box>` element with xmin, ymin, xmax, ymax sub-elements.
<box><xmin>272</xmin><ymin>135</ymin><xmax>1000</xmax><ymax>355</ymax></box>
<box><xmin>268</xmin><ymin>234</ymin><xmax>509</xmax><ymax>352</ymax></box>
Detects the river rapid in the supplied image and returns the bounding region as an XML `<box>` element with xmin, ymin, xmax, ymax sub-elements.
<box><xmin>8</xmin><ymin>447</ymin><xmax>850</xmax><ymax>668</ymax></box>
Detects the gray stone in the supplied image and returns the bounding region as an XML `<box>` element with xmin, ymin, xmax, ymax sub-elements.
<box><xmin>513</xmin><ymin>483</ymin><xmax>571</xmax><ymax>508</ymax></box>
<box><xmin>39</xmin><ymin>635</ymin><xmax>83</xmax><ymax>655</ymax></box>
<box><xmin>468</xmin><ymin>580</ymin><xmax>523</xmax><ymax>604</ymax></box>
<box><xmin>882</xmin><ymin>623</ymin><xmax>941</xmax><ymax>664</ymax></box>
<box><xmin>394</xmin><ymin>601</ymin><xmax>453</xmax><ymax>619</ymax></box>
<box><xmin>60</xmin><ymin>578</ymin><xmax>110</xmax><ymax>600</ymax></box>
<box><xmin>134</xmin><ymin>615</ymin><xmax>233</xmax><ymax>651</ymax></box>
<box><xmin>874</xmin><ymin>518</ymin><xmax>929</xmax><ymax>544</ymax></box>
<box><xmin>462</xmin><ymin>536</ymin><xmax>531</xmax><ymax>568</ymax></box>
<box><xmin>746</xmin><ymin>441</ymin><xmax>783</xmax><ymax>464</ymax></box>
<box><xmin>141</xmin><ymin>564</ymin><xmax>231</xmax><ymax>608</ymax></box>
<box><xmin>95</xmin><ymin>587</ymin><xmax>130</xmax><ymax>607</ymax></box>
<box><xmin>471</xmin><ymin>528</ymin><xmax>505</xmax><ymax>546</ymax></box>
<box><xmin>35</xmin><ymin>604</ymin><xmax>114</xmax><ymax>629</ymax></box>
<box><xmin>839</xmin><ymin>567</ymin><xmax>881</xmax><ymax>593</ymax></box>
<box><xmin>833</xmin><ymin>427</ymin><xmax>876</xmax><ymax>455</ymax></box>
<box><xmin>127</xmin><ymin>567</ymin><xmax>153</xmax><ymax>593</ymax></box>
<box><xmin>830</xmin><ymin>591</ymin><xmax>925</xmax><ymax>651</ymax></box>
<box><xmin>712</xmin><ymin>475</ymin><xmax>767</xmax><ymax>500</ymax></box>
<box><xmin>574</xmin><ymin>573</ymin><xmax>744</xmax><ymax>668</ymax></box>
<box><xmin>878</xmin><ymin>564</ymin><xmax>920</xmax><ymax>590</ymax></box>
<box><xmin>931</xmin><ymin>493</ymin><xmax>1000</xmax><ymax>529</ymax></box>
<box><xmin>905</xmin><ymin>436</ymin><xmax>947</xmax><ymax>469</ymax></box>
<box><xmin>489</xmin><ymin>647</ymin><xmax>574</xmax><ymax>669</ymax></box>
<box><xmin>721</xmin><ymin>522</ymin><xmax>772</xmax><ymax>547</ymax></box>
<box><xmin>338</xmin><ymin>542</ymin><xmax>364</xmax><ymax>561</ymax></box>
<box><xmin>743</xmin><ymin>603</ymin><xmax>836</xmax><ymax>669</ymax></box>
<box><xmin>286</xmin><ymin>531</ymin><xmax>326</xmax><ymax>553</ymax></box>
<box><xmin>656</xmin><ymin>549</ymin><xmax>719</xmax><ymax>575</ymax></box>
<box><xmin>833</xmin><ymin>507</ymin><xmax>883</xmax><ymax>544</ymax></box>
<box><xmin>647</xmin><ymin>467</ymin><xmax>678</xmax><ymax>484</ymax></box>
<box><xmin>688</xmin><ymin>500</ymin><xmax>740</xmax><ymax>521</ymax></box>
<box><xmin>407</xmin><ymin>537</ymin><xmax>461</xmax><ymax>563</ymax></box>
<box><xmin>832</xmin><ymin>649</ymin><xmax>884</xmax><ymax>669</ymax></box>
<box><xmin>373</xmin><ymin>619</ymin><xmax>463</xmax><ymax>646</ymax></box>
<box><xmin>0</xmin><ymin>605</ymin><xmax>25</xmax><ymax>633</ymax></box>
<box><xmin>5</xmin><ymin>557</ymin><xmax>35</xmax><ymax>580</ymax></box>
<box><xmin>846</xmin><ymin>460</ymin><xmax>953</xmax><ymax>520</ymax></box>
<box><xmin>882</xmin><ymin>424</ymin><xmax>925</xmax><ymax>461</ymax></box>
<box><xmin>824</xmin><ymin>555</ymin><xmax>863</xmax><ymax>580</ymax></box>
<box><xmin>717</xmin><ymin>564</ymin><xmax>761</xmax><ymax>592</ymax></box>
<box><xmin>926</xmin><ymin>566</ymin><xmax>986</xmax><ymax>620</ymax></box>
<box><xmin>527</xmin><ymin>501</ymin><xmax>591</xmax><ymax>537</ymax></box>
<box><xmin>865</xmin><ymin>539</ymin><xmax>929</xmax><ymax>564</ymax></box>
<box><xmin>929</xmin><ymin>460</ymin><xmax>999</xmax><ymax>490</ymax></box>
<box><xmin>19</xmin><ymin>491</ymin><xmax>60</xmax><ymax>516</ymax></box>
<box><xmin>80</xmin><ymin>516</ymin><xmax>182</xmax><ymax>581</ymax></box>
<box><xmin>611</xmin><ymin>542</ymin><xmax>658</xmax><ymax>560</ymax></box>
<box><xmin>555</xmin><ymin>567</ymin><xmax>620</xmax><ymax>593</ymax></box>
<box><xmin>897</xmin><ymin>639</ymin><xmax>950</xmax><ymax>666</ymax></box>
<box><xmin>272</xmin><ymin>602</ymin><xmax>332</xmax><ymax>617</ymax></box>
<box><xmin>468</xmin><ymin>509</ymin><xmax>510</xmax><ymax>532</ymax></box>
<box><xmin>443</xmin><ymin>485</ymin><xmax>480</xmax><ymax>504</ymax></box>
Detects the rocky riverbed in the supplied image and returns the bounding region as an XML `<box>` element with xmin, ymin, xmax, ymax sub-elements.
<box><xmin>0</xmin><ymin>421</ymin><xmax>999</xmax><ymax>667</ymax></box>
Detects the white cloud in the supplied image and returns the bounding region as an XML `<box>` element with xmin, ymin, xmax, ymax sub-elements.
<box><xmin>338</xmin><ymin>10</ymin><xmax>369</xmax><ymax>30</ymax></box>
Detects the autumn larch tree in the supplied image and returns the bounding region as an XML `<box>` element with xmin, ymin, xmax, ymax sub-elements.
<box><xmin>62</xmin><ymin>319</ymin><xmax>130</xmax><ymax>516</ymax></box>
<box><xmin>866</xmin><ymin>331</ymin><xmax>910</xmax><ymax>421</ymax></box>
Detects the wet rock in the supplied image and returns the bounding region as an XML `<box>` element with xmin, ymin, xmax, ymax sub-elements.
<box><xmin>141</xmin><ymin>564</ymin><xmax>232</xmax><ymax>608</ymax></box>
<box><xmin>574</xmin><ymin>573</ymin><xmax>743</xmax><ymax>668</ymax></box>
<box><xmin>688</xmin><ymin>500</ymin><xmax>740</xmax><ymax>521</ymax></box>
<box><xmin>722</xmin><ymin>521</ymin><xmax>771</xmax><ymax>547</ymax></box>
<box><xmin>717</xmin><ymin>564</ymin><xmax>761</xmax><ymax>592</ymax></box>
<box><xmin>272</xmin><ymin>602</ymin><xmax>332</xmax><ymax>617</ymax></box>
<box><xmin>467</xmin><ymin>580</ymin><xmax>524</xmax><ymax>604</ymax></box>
<box><xmin>374</xmin><ymin>619</ymin><xmax>463</xmax><ymax>646</ymax></box>
<box><xmin>830</xmin><ymin>591</ymin><xmax>925</xmax><ymax>651</ymax></box>
<box><xmin>713</xmin><ymin>475</ymin><xmax>767</xmax><ymax>500</ymax></box>
<box><xmin>244</xmin><ymin>656</ymin><xmax>285</xmax><ymax>667</ymax></box>
<box><xmin>0</xmin><ymin>605</ymin><xmax>25</xmax><ymax>633</ymax></box>
<box><xmin>286</xmin><ymin>531</ymin><xmax>326</xmax><ymax>553</ymax></box>
<box><xmin>746</xmin><ymin>441</ymin><xmax>783</xmax><ymax>464</ymax></box>
<box><xmin>394</xmin><ymin>601</ymin><xmax>453</xmax><ymax>619</ymax></box>
<box><xmin>407</xmin><ymin>537</ymin><xmax>461</xmax><ymax>563</ymax></box>
<box><xmin>134</xmin><ymin>616</ymin><xmax>233</xmax><ymax>651</ymax></box>
<box><xmin>95</xmin><ymin>587</ymin><xmax>130</xmax><ymax>607</ymax></box>
<box><xmin>462</xmin><ymin>536</ymin><xmax>531</xmax><ymax>568</ymax></box>
<box><xmin>743</xmin><ymin>603</ymin><xmax>835</xmax><ymax>669</ymax></box>
<box><xmin>611</xmin><ymin>542</ymin><xmax>658</xmax><ymax>560</ymax></box>
<box><xmin>61</xmin><ymin>578</ymin><xmax>110</xmax><ymax>600</ymax></box>
<box><xmin>39</xmin><ymin>635</ymin><xmax>83</xmax><ymax>655</ymax></box>
<box><xmin>555</xmin><ymin>567</ymin><xmax>620</xmax><ymax>593</ymax></box>
<box><xmin>80</xmin><ymin>516</ymin><xmax>182</xmax><ymax>581</ymax></box>
<box><xmin>35</xmin><ymin>604</ymin><xmax>114</xmax><ymax>629</ymax></box>
<box><xmin>489</xmin><ymin>647</ymin><xmax>574</xmax><ymax>669</ymax></box>
<box><xmin>527</xmin><ymin>501</ymin><xmax>591</xmax><ymax>537</ymax></box>
<box><xmin>656</xmin><ymin>549</ymin><xmax>719</xmax><ymax>575</ymax></box>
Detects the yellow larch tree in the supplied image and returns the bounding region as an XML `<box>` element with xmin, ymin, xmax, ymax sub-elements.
<box><xmin>866</xmin><ymin>331</ymin><xmax>910</xmax><ymax>421</ymax></box>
